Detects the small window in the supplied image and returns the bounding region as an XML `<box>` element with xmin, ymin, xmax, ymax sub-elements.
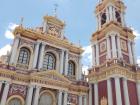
<box><xmin>17</xmin><ymin>47</ymin><xmax>30</xmax><ymax>65</ymax></box>
<box><xmin>101</xmin><ymin>13</ymin><xmax>107</xmax><ymax>25</ymax></box>
<box><xmin>115</xmin><ymin>11</ymin><xmax>121</xmax><ymax>23</ymax></box>
<box><xmin>43</xmin><ymin>52</ymin><xmax>56</xmax><ymax>70</ymax></box>
<box><xmin>68</xmin><ymin>61</ymin><xmax>75</xmax><ymax>76</ymax></box>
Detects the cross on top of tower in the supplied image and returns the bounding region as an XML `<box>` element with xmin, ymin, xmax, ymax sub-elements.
<box><xmin>54</xmin><ymin>4</ymin><xmax>58</xmax><ymax>17</ymax></box>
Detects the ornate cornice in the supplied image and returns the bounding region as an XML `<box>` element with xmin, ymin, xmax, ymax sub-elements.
<box><xmin>91</xmin><ymin>22</ymin><xmax>135</xmax><ymax>42</ymax></box>
<box><xmin>13</xmin><ymin>26</ymin><xmax>84</xmax><ymax>54</ymax></box>
<box><xmin>0</xmin><ymin>64</ymin><xmax>88</xmax><ymax>94</ymax></box>
<box><xmin>87</xmin><ymin>59</ymin><xmax>140</xmax><ymax>83</ymax></box>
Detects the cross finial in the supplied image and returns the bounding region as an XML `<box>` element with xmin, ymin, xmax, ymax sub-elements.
<box><xmin>54</xmin><ymin>4</ymin><xmax>58</xmax><ymax>17</ymax></box>
<box><xmin>20</xmin><ymin>17</ymin><xmax>24</xmax><ymax>27</ymax></box>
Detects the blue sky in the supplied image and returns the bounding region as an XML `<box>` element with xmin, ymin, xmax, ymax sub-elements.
<box><xmin>0</xmin><ymin>0</ymin><xmax>140</xmax><ymax>69</ymax></box>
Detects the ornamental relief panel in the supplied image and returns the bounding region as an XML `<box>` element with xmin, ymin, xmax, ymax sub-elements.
<box><xmin>68</xmin><ymin>53</ymin><xmax>79</xmax><ymax>63</ymax></box>
<box><xmin>68</xmin><ymin>93</ymin><xmax>78</xmax><ymax>105</ymax></box>
<box><xmin>8</xmin><ymin>84</ymin><xmax>27</xmax><ymax>99</ymax></box>
<box><xmin>47</xmin><ymin>23</ymin><xmax>62</xmax><ymax>38</ymax></box>
<box><xmin>99</xmin><ymin>40</ymin><xmax>107</xmax><ymax>54</ymax></box>
<box><xmin>19</xmin><ymin>38</ymin><xmax>35</xmax><ymax>49</ymax></box>
<box><xmin>120</xmin><ymin>39</ymin><xmax>128</xmax><ymax>52</ymax></box>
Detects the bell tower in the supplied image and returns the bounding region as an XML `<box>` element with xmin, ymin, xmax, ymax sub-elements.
<box><xmin>91</xmin><ymin>0</ymin><xmax>136</xmax><ymax>67</ymax></box>
<box><xmin>88</xmin><ymin>1</ymin><xmax>140</xmax><ymax>105</ymax></box>
<box><xmin>96</xmin><ymin>0</ymin><xmax>126</xmax><ymax>30</ymax></box>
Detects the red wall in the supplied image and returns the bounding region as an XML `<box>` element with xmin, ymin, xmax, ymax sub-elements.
<box><xmin>98</xmin><ymin>80</ymin><xmax>107</xmax><ymax>104</ymax></box>
<box><xmin>128</xmin><ymin>80</ymin><xmax>139</xmax><ymax>105</ymax></box>
<box><xmin>111</xmin><ymin>78</ymin><xmax>117</xmax><ymax>105</ymax></box>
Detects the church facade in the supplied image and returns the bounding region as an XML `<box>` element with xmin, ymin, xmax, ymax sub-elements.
<box><xmin>88</xmin><ymin>0</ymin><xmax>140</xmax><ymax>105</ymax></box>
<box><xmin>0</xmin><ymin>15</ymin><xmax>88</xmax><ymax>105</ymax></box>
<box><xmin>0</xmin><ymin>0</ymin><xmax>140</xmax><ymax>105</ymax></box>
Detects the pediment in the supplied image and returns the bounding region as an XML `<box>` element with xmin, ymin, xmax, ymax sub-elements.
<box><xmin>31</xmin><ymin>70</ymin><xmax>71</xmax><ymax>84</ymax></box>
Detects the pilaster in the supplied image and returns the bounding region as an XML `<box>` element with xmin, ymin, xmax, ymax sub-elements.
<box><xmin>38</xmin><ymin>42</ymin><xmax>46</xmax><ymax>69</ymax></box>
<box><xmin>26</xmin><ymin>85</ymin><xmax>34</xmax><ymax>105</ymax></box>
<box><xmin>107</xmin><ymin>78</ymin><xmax>113</xmax><ymax>105</ymax></box>
<box><xmin>33</xmin><ymin>86</ymin><xmax>41</xmax><ymax>105</ymax></box>
<box><xmin>94</xmin><ymin>82</ymin><xmax>99</xmax><ymax>105</ymax></box>
<box><xmin>123</xmin><ymin>78</ymin><xmax>130</xmax><ymax>105</ymax></box>
<box><xmin>58</xmin><ymin>90</ymin><xmax>62</xmax><ymax>105</ymax></box>
<box><xmin>33</xmin><ymin>41</ymin><xmax>40</xmax><ymax>68</ymax></box>
<box><xmin>10</xmin><ymin>36</ymin><xmax>20</xmax><ymax>65</ymax></box>
<box><xmin>0</xmin><ymin>82</ymin><xmax>10</xmax><ymax>105</ymax></box>
<box><xmin>114</xmin><ymin>77</ymin><xmax>122</xmax><ymax>105</ymax></box>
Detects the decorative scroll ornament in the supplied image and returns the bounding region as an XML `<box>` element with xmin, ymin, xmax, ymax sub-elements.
<box><xmin>100</xmin><ymin>96</ymin><xmax>107</xmax><ymax>105</ymax></box>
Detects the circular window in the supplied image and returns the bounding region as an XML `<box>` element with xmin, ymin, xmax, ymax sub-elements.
<box><xmin>39</xmin><ymin>92</ymin><xmax>53</xmax><ymax>105</ymax></box>
<box><xmin>8</xmin><ymin>98</ymin><xmax>22</xmax><ymax>105</ymax></box>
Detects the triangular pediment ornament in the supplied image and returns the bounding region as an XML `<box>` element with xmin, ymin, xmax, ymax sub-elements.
<box><xmin>31</xmin><ymin>70</ymin><xmax>71</xmax><ymax>84</ymax></box>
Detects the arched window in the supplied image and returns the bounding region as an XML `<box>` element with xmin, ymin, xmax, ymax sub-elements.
<box><xmin>101</xmin><ymin>13</ymin><xmax>107</xmax><ymax>25</ymax></box>
<box><xmin>115</xmin><ymin>11</ymin><xmax>121</xmax><ymax>23</ymax></box>
<box><xmin>38</xmin><ymin>92</ymin><xmax>53</xmax><ymax>105</ymax></box>
<box><xmin>17</xmin><ymin>47</ymin><xmax>30</xmax><ymax>65</ymax></box>
<box><xmin>8</xmin><ymin>98</ymin><xmax>22</xmax><ymax>105</ymax></box>
<box><xmin>68</xmin><ymin>61</ymin><xmax>75</xmax><ymax>76</ymax></box>
<box><xmin>43</xmin><ymin>52</ymin><xmax>56</xmax><ymax>70</ymax></box>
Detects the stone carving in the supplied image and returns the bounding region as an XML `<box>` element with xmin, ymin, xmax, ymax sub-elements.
<box><xmin>9</xmin><ymin>84</ymin><xmax>27</xmax><ymax>98</ymax></box>
<box><xmin>100</xmin><ymin>96</ymin><xmax>107</xmax><ymax>105</ymax></box>
<box><xmin>99</xmin><ymin>40</ymin><xmax>107</xmax><ymax>53</ymax></box>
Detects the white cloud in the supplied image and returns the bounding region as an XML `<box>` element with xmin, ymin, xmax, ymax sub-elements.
<box><xmin>0</xmin><ymin>44</ymin><xmax>11</xmax><ymax>57</ymax></box>
<box><xmin>131</xmin><ymin>28</ymin><xmax>140</xmax><ymax>40</ymax></box>
<box><xmin>4</xmin><ymin>23</ymin><xmax>18</xmax><ymax>39</ymax></box>
<box><xmin>82</xmin><ymin>45</ymin><xmax>92</xmax><ymax>73</ymax></box>
<box><xmin>137</xmin><ymin>56</ymin><xmax>140</xmax><ymax>66</ymax></box>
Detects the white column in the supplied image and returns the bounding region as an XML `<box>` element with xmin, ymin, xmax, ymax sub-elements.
<box><xmin>112</xmin><ymin>7</ymin><xmax>116</xmax><ymax>21</ymax></box>
<box><xmin>38</xmin><ymin>43</ymin><xmax>46</xmax><ymax>69</ymax></box>
<box><xmin>79</xmin><ymin>96</ymin><xmax>83</xmax><ymax>105</ymax></box>
<box><xmin>121</xmin><ymin>12</ymin><xmax>125</xmax><ymax>26</ymax></box>
<box><xmin>106</xmin><ymin>7</ymin><xmax>110</xmax><ymax>23</ymax></box>
<box><xmin>33</xmin><ymin>41</ymin><xmax>40</xmax><ymax>68</ymax></box>
<box><xmin>78</xmin><ymin>55</ymin><xmax>82</xmax><ymax>80</ymax></box>
<box><xmin>96</xmin><ymin>43</ymin><xmax>99</xmax><ymax>65</ymax></box>
<box><xmin>106</xmin><ymin>36</ymin><xmax>111</xmax><ymax>59</ymax></box>
<box><xmin>84</xmin><ymin>95</ymin><xmax>87</xmax><ymax>105</ymax></box>
<box><xmin>92</xmin><ymin>44</ymin><xmax>95</xmax><ymax>66</ymax></box>
<box><xmin>109</xmin><ymin>6</ymin><xmax>113</xmax><ymax>21</ymax></box>
<box><xmin>107</xmin><ymin>79</ymin><xmax>113</xmax><ymax>105</ymax></box>
<box><xmin>117</xmin><ymin>35</ymin><xmax>122</xmax><ymax>59</ymax></box>
<box><xmin>64</xmin><ymin>51</ymin><xmax>68</xmax><ymax>75</ymax></box>
<box><xmin>128</xmin><ymin>40</ymin><xmax>133</xmax><ymax>64</ymax></box>
<box><xmin>132</xmin><ymin>41</ymin><xmax>136</xmax><ymax>64</ymax></box>
<box><xmin>63</xmin><ymin>92</ymin><xmax>68</xmax><ymax>105</ymax></box>
<box><xmin>94</xmin><ymin>83</ymin><xmax>99</xmax><ymax>105</ymax></box>
<box><xmin>89</xmin><ymin>84</ymin><xmax>92</xmax><ymax>105</ymax></box>
<box><xmin>115</xmin><ymin>77</ymin><xmax>122</xmax><ymax>105</ymax></box>
<box><xmin>60</xmin><ymin>50</ymin><xmax>64</xmax><ymax>74</ymax></box>
<box><xmin>111</xmin><ymin>35</ymin><xmax>117</xmax><ymax>58</ymax></box>
<box><xmin>123</xmin><ymin>78</ymin><xmax>130</xmax><ymax>105</ymax></box>
<box><xmin>33</xmin><ymin>86</ymin><xmax>41</xmax><ymax>105</ymax></box>
<box><xmin>58</xmin><ymin>91</ymin><xmax>62</xmax><ymax>105</ymax></box>
<box><xmin>10</xmin><ymin>36</ymin><xmax>20</xmax><ymax>65</ymax></box>
<box><xmin>98</xmin><ymin>14</ymin><xmax>101</xmax><ymax>30</ymax></box>
<box><xmin>137</xmin><ymin>82</ymin><xmax>140</xmax><ymax>105</ymax></box>
<box><xmin>0</xmin><ymin>81</ymin><xmax>3</xmax><ymax>93</ymax></box>
<box><xmin>26</xmin><ymin>85</ymin><xmax>34</xmax><ymax>105</ymax></box>
<box><xmin>0</xmin><ymin>83</ymin><xmax>10</xmax><ymax>105</ymax></box>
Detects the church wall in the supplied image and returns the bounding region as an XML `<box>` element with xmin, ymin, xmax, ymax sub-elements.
<box><xmin>128</xmin><ymin>80</ymin><xmax>139</xmax><ymax>105</ymax></box>
<box><xmin>98</xmin><ymin>80</ymin><xmax>107</xmax><ymax>104</ymax></box>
